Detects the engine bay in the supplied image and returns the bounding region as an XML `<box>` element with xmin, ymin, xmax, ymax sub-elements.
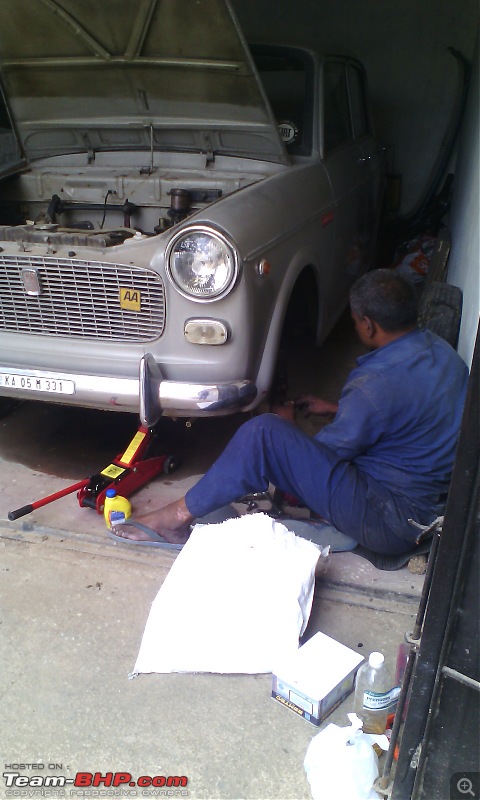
<box><xmin>0</xmin><ymin>157</ymin><xmax>267</xmax><ymax>249</ymax></box>
<box><xmin>0</xmin><ymin>185</ymin><xmax>226</xmax><ymax>250</ymax></box>
<box><xmin>0</xmin><ymin>186</ymin><xmax>224</xmax><ymax>249</ymax></box>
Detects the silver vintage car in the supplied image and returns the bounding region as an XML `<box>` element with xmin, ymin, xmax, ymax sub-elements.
<box><xmin>0</xmin><ymin>0</ymin><xmax>384</xmax><ymax>424</ymax></box>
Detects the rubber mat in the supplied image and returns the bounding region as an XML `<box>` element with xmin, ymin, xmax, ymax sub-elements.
<box><xmin>195</xmin><ymin>506</ymin><xmax>431</xmax><ymax>570</ymax></box>
<box><xmin>351</xmin><ymin>538</ymin><xmax>432</xmax><ymax>571</ymax></box>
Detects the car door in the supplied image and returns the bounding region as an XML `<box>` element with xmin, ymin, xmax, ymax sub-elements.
<box><xmin>321</xmin><ymin>59</ymin><xmax>371</xmax><ymax>316</ymax></box>
<box><xmin>346</xmin><ymin>61</ymin><xmax>384</xmax><ymax>264</ymax></box>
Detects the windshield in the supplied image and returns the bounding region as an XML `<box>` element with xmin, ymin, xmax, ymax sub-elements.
<box><xmin>251</xmin><ymin>45</ymin><xmax>314</xmax><ymax>156</ymax></box>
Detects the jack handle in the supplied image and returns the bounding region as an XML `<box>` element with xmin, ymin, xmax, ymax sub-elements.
<box><xmin>8</xmin><ymin>479</ymin><xmax>90</xmax><ymax>521</ymax></box>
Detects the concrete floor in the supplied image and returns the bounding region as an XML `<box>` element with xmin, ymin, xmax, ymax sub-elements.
<box><xmin>0</xmin><ymin>315</ymin><xmax>425</xmax><ymax>800</ymax></box>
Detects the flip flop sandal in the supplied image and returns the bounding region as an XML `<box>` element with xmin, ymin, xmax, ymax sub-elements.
<box><xmin>106</xmin><ymin>520</ymin><xmax>186</xmax><ymax>550</ymax></box>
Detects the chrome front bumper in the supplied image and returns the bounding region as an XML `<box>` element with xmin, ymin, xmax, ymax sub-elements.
<box><xmin>140</xmin><ymin>354</ymin><xmax>256</xmax><ymax>425</ymax></box>
<box><xmin>0</xmin><ymin>358</ymin><xmax>257</xmax><ymax>421</ymax></box>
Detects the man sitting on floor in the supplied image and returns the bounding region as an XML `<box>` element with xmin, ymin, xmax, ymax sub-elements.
<box><xmin>113</xmin><ymin>269</ymin><xmax>469</xmax><ymax>555</ymax></box>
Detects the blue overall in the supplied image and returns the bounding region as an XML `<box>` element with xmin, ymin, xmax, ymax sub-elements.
<box><xmin>185</xmin><ymin>330</ymin><xmax>469</xmax><ymax>554</ymax></box>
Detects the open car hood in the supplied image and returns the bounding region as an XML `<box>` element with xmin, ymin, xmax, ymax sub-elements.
<box><xmin>0</xmin><ymin>0</ymin><xmax>287</xmax><ymax>164</ymax></box>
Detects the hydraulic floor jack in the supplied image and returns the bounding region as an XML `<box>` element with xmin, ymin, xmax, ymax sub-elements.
<box><xmin>8</xmin><ymin>354</ymin><xmax>177</xmax><ymax>522</ymax></box>
<box><xmin>8</xmin><ymin>422</ymin><xmax>177</xmax><ymax>521</ymax></box>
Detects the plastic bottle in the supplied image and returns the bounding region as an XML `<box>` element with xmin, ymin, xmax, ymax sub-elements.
<box><xmin>354</xmin><ymin>652</ymin><xmax>391</xmax><ymax>734</ymax></box>
<box><xmin>103</xmin><ymin>488</ymin><xmax>132</xmax><ymax>529</ymax></box>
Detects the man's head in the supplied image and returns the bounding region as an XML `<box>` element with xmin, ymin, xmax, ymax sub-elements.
<box><xmin>349</xmin><ymin>269</ymin><xmax>418</xmax><ymax>348</ymax></box>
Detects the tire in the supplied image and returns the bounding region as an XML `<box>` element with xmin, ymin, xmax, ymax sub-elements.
<box><xmin>418</xmin><ymin>281</ymin><xmax>463</xmax><ymax>348</ymax></box>
<box><xmin>163</xmin><ymin>454</ymin><xmax>179</xmax><ymax>474</ymax></box>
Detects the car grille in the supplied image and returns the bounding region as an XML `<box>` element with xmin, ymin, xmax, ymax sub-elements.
<box><xmin>0</xmin><ymin>255</ymin><xmax>166</xmax><ymax>341</ymax></box>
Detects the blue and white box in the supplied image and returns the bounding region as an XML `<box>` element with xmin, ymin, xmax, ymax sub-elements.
<box><xmin>272</xmin><ymin>632</ymin><xmax>365</xmax><ymax>726</ymax></box>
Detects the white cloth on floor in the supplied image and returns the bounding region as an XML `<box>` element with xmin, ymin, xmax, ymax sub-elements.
<box><xmin>132</xmin><ymin>513</ymin><xmax>321</xmax><ymax>675</ymax></box>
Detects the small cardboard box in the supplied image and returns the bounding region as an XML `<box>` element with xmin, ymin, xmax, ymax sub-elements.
<box><xmin>272</xmin><ymin>631</ymin><xmax>365</xmax><ymax>726</ymax></box>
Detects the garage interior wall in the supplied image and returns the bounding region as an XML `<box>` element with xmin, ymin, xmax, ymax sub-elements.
<box><xmin>447</xmin><ymin>31</ymin><xmax>480</xmax><ymax>368</ymax></box>
<box><xmin>233</xmin><ymin>1</ymin><xmax>480</xmax><ymax>366</ymax></box>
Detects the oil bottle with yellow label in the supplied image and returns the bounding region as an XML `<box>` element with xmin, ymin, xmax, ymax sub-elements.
<box><xmin>103</xmin><ymin>488</ymin><xmax>132</xmax><ymax>529</ymax></box>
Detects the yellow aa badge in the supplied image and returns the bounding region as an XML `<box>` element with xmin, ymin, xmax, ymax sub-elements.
<box><xmin>120</xmin><ymin>288</ymin><xmax>141</xmax><ymax>311</ymax></box>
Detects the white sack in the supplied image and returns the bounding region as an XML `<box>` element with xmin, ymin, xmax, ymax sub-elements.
<box><xmin>132</xmin><ymin>513</ymin><xmax>321</xmax><ymax>675</ymax></box>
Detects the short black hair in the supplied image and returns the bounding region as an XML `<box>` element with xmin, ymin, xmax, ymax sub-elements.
<box><xmin>349</xmin><ymin>269</ymin><xmax>418</xmax><ymax>332</ymax></box>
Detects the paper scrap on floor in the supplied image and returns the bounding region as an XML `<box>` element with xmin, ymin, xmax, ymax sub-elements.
<box><xmin>132</xmin><ymin>513</ymin><xmax>323</xmax><ymax>675</ymax></box>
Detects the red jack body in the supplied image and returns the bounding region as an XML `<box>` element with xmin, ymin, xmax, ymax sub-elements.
<box><xmin>8</xmin><ymin>423</ymin><xmax>177</xmax><ymax>521</ymax></box>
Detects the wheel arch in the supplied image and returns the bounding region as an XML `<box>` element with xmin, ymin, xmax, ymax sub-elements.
<box><xmin>246</xmin><ymin>257</ymin><xmax>325</xmax><ymax>409</ymax></box>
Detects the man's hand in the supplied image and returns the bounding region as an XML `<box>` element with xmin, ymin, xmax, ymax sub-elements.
<box><xmin>295</xmin><ymin>394</ymin><xmax>339</xmax><ymax>417</ymax></box>
<box><xmin>271</xmin><ymin>400</ymin><xmax>296</xmax><ymax>422</ymax></box>
<box><xmin>271</xmin><ymin>395</ymin><xmax>338</xmax><ymax>422</ymax></box>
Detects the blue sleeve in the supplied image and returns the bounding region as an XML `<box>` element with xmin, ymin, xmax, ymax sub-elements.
<box><xmin>314</xmin><ymin>377</ymin><xmax>384</xmax><ymax>459</ymax></box>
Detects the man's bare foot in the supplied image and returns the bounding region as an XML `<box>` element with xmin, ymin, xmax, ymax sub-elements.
<box><xmin>112</xmin><ymin>522</ymin><xmax>192</xmax><ymax>545</ymax></box>
<box><xmin>111</xmin><ymin>497</ymin><xmax>194</xmax><ymax>544</ymax></box>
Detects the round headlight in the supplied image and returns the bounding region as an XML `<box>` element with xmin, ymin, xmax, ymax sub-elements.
<box><xmin>166</xmin><ymin>227</ymin><xmax>238</xmax><ymax>301</ymax></box>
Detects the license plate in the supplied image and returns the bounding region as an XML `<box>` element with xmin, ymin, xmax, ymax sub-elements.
<box><xmin>0</xmin><ymin>372</ymin><xmax>75</xmax><ymax>395</ymax></box>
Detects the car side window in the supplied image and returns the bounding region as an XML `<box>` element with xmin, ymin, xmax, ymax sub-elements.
<box><xmin>323</xmin><ymin>62</ymin><xmax>352</xmax><ymax>152</ymax></box>
<box><xmin>251</xmin><ymin>46</ymin><xmax>314</xmax><ymax>156</ymax></box>
<box><xmin>347</xmin><ymin>64</ymin><xmax>370</xmax><ymax>139</ymax></box>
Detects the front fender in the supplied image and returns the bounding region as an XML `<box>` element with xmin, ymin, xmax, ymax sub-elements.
<box><xmin>247</xmin><ymin>248</ymin><xmax>324</xmax><ymax>407</ymax></box>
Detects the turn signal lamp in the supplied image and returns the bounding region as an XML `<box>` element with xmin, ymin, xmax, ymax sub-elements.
<box><xmin>184</xmin><ymin>319</ymin><xmax>228</xmax><ymax>345</ymax></box>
